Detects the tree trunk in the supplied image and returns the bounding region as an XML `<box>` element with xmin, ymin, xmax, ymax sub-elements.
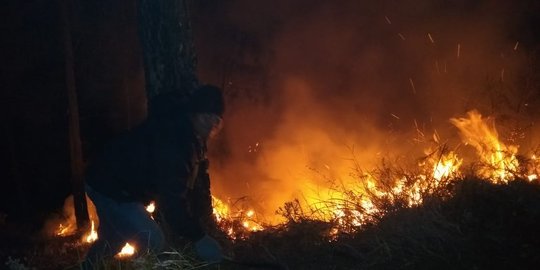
<box><xmin>59</xmin><ymin>0</ymin><xmax>89</xmax><ymax>231</ymax></box>
<box><xmin>137</xmin><ymin>0</ymin><xmax>214</xmax><ymax>230</ymax></box>
<box><xmin>137</xmin><ymin>0</ymin><xmax>199</xmax><ymax>114</ymax></box>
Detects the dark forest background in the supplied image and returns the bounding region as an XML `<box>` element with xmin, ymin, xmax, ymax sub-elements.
<box><xmin>1</xmin><ymin>1</ymin><xmax>141</xmax><ymax>228</ymax></box>
<box><xmin>0</xmin><ymin>0</ymin><xmax>246</xmax><ymax>228</ymax></box>
<box><xmin>1</xmin><ymin>0</ymin><xmax>540</xmax><ymax>231</ymax></box>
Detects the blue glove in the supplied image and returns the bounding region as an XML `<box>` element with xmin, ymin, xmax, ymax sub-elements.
<box><xmin>194</xmin><ymin>234</ymin><xmax>223</xmax><ymax>263</ymax></box>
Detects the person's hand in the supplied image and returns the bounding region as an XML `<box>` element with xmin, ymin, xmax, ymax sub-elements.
<box><xmin>194</xmin><ymin>234</ymin><xmax>223</xmax><ymax>263</ymax></box>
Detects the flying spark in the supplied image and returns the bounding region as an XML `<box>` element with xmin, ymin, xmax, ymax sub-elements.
<box><xmin>427</xmin><ymin>33</ymin><xmax>435</xmax><ymax>43</ymax></box>
<box><xmin>409</xmin><ymin>78</ymin><xmax>416</xmax><ymax>94</ymax></box>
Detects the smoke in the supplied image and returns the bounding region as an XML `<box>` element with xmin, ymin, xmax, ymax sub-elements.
<box><xmin>194</xmin><ymin>0</ymin><xmax>540</xmax><ymax>220</ymax></box>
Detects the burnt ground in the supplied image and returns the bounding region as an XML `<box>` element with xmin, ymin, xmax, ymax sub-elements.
<box><xmin>1</xmin><ymin>178</ymin><xmax>540</xmax><ymax>270</ymax></box>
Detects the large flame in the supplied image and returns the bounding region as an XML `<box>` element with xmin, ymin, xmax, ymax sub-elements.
<box><xmin>211</xmin><ymin>109</ymin><xmax>538</xmax><ymax>237</ymax></box>
<box><xmin>450</xmin><ymin>110</ymin><xmax>519</xmax><ymax>183</ymax></box>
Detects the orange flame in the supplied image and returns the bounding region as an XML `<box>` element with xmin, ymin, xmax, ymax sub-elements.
<box><xmin>211</xmin><ymin>109</ymin><xmax>536</xmax><ymax>239</ymax></box>
<box><xmin>212</xmin><ymin>196</ymin><xmax>264</xmax><ymax>239</ymax></box>
<box><xmin>84</xmin><ymin>221</ymin><xmax>98</xmax><ymax>243</ymax></box>
<box><xmin>53</xmin><ymin>195</ymin><xmax>99</xmax><ymax>241</ymax></box>
<box><xmin>451</xmin><ymin>110</ymin><xmax>519</xmax><ymax>183</ymax></box>
<box><xmin>432</xmin><ymin>151</ymin><xmax>462</xmax><ymax>182</ymax></box>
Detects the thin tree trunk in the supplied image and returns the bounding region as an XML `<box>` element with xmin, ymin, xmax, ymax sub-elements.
<box><xmin>59</xmin><ymin>0</ymin><xmax>89</xmax><ymax>231</ymax></box>
<box><xmin>137</xmin><ymin>0</ymin><xmax>199</xmax><ymax>113</ymax></box>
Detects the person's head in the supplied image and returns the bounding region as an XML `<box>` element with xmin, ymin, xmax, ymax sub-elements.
<box><xmin>187</xmin><ymin>85</ymin><xmax>224</xmax><ymax>140</ymax></box>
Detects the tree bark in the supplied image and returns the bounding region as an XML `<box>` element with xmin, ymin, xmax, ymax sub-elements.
<box><xmin>59</xmin><ymin>0</ymin><xmax>89</xmax><ymax>231</ymax></box>
<box><xmin>137</xmin><ymin>0</ymin><xmax>199</xmax><ymax>113</ymax></box>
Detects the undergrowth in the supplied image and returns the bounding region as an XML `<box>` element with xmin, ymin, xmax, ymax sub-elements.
<box><xmin>3</xmin><ymin>176</ymin><xmax>540</xmax><ymax>270</ymax></box>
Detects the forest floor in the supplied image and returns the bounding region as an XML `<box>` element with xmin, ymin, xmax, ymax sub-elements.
<box><xmin>2</xmin><ymin>178</ymin><xmax>540</xmax><ymax>270</ymax></box>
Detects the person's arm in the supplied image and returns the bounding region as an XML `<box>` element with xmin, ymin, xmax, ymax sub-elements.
<box><xmin>152</xmin><ymin>121</ymin><xmax>205</xmax><ymax>241</ymax></box>
<box><xmin>189</xmin><ymin>158</ymin><xmax>213</xmax><ymax>223</ymax></box>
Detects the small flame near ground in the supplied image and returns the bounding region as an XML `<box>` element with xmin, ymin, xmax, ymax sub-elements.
<box><xmin>115</xmin><ymin>243</ymin><xmax>136</xmax><ymax>259</ymax></box>
<box><xmin>146</xmin><ymin>201</ymin><xmax>155</xmax><ymax>220</ymax></box>
<box><xmin>53</xmin><ymin>200</ymin><xmax>156</xmax><ymax>258</ymax></box>
<box><xmin>212</xmin><ymin>196</ymin><xmax>264</xmax><ymax>239</ymax></box>
<box><xmin>85</xmin><ymin>221</ymin><xmax>98</xmax><ymax>243</ymax></box>
<box><xmin>51</xmin><ymin>194</ymin><xmax>99</xmax><ymax>242</ymax></box>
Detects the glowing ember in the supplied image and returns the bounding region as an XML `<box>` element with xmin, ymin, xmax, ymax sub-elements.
<box><xmin>329</xmin><ymin>228</ymin><xmax>339</xmax><ymax>241</ymax></box>
<box><xmin>115</xmin><ymin>243</ymin><xmax>135</xmax><ymax>259</ymax></box>
<box><xmin>56</xmin><ymin>223</ymin><xmax>74</xmax><ymax>237</ymax></box>
<box><xmin>527</xmin><ymin>155</ymin><xmax>540</xmax><ymax>181</ymax></box>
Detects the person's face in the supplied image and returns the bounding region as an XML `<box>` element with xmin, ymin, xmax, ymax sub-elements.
<box><xmin>193</xmin><ymin>113</ymin><xmax>223</xmax><ymax>139</ymax></box>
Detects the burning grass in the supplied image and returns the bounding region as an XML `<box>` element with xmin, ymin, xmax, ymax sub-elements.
<box><xmin>3</xmin><ymin>111</ymin><xmax>540</xmax><ymax>269</ymax></box>
<box><xmin>3</xmin><ymin>171</ymin><xmax>540</xmax><ymax>269</ymax></box>
<box><xmin>203</xmin><ymin>177</ymin><xmax>540</xmax><ymax>270</ymax></box>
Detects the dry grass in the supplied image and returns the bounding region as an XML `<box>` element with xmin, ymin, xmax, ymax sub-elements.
<box><xmin>219</xmin><ymin>178</ymin><xmax>540</xmax><ymax>270</ymax></box>
<box><xmin>2</xmin><ymin>175</ymin><xmax>540</xmax><ymax>270</ymax></box>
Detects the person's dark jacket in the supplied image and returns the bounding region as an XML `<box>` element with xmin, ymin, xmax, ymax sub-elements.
<box><xmin>85</xmin><ymin>112</ymin><xmax>206</xmax><ymax>241</ymax></box>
